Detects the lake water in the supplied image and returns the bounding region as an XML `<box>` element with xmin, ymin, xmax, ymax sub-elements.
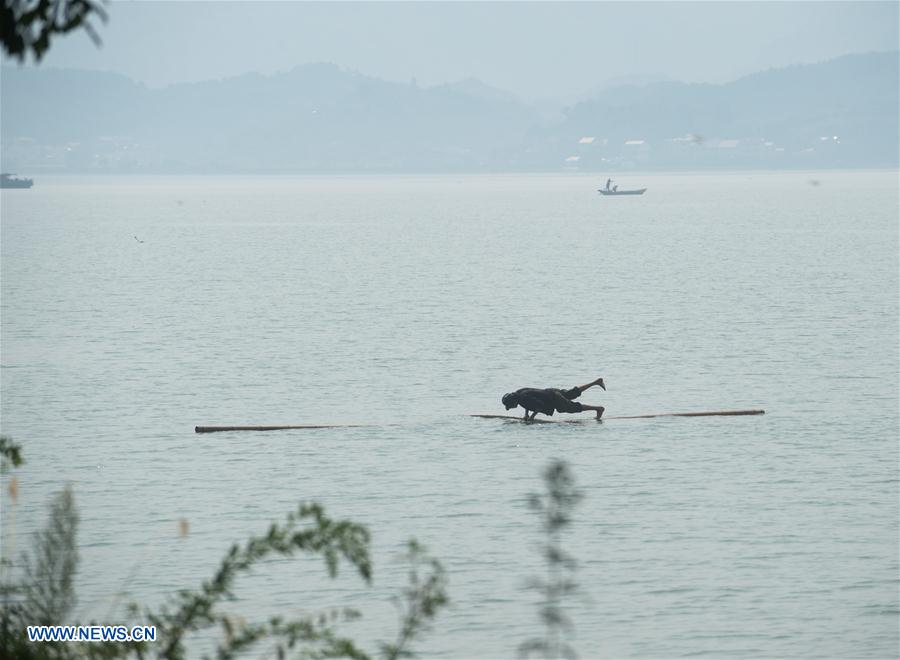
<box><xmin>2</xmin><ymin>171</ymin><xmax>897</xmax><ymax>658</ymax></box>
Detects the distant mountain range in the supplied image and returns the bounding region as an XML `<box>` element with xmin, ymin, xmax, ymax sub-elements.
<box><xmin>1</xmin><ymin>52</ymin><xmax>897</xmax><ymax>173</ymax></box>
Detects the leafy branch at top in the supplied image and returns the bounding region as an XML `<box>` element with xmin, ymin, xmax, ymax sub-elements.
<box><xmin>1</xmin><ymin>0</ymin><xmax>107</xmax><ymax>62</ymax></box>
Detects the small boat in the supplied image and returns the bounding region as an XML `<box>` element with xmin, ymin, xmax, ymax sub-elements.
<box><xmin>598</xmin><ymin>187</ymin><xmax>646</xmax><ymax>196</ymax></box>
<box><xmin>1</xmin><ymin>173</ymin><xmax>34</xmax><ymax>189</ymax></box>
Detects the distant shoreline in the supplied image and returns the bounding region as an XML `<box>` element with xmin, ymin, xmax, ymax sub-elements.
<box><xmin>10</xmin><ymin>168</ymin><xmax>900</xmax><ymax>180</ymax></box>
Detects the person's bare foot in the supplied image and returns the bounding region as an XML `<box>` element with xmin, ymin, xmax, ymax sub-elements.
<box><xmin>596</xmin><ymin>406</ymin><xmax>605</xmax><ymax>420</ymax></box>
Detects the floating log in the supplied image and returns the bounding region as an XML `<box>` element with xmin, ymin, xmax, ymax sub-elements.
<box><xmin>195</xmin><ymin>424</ymin><xmax>367</xmax><ymax>433</ymax></box>
<box><xmin>470</xmin><ymin>409</ymin><xmax>765</xmax><ymax>424</ymax></box>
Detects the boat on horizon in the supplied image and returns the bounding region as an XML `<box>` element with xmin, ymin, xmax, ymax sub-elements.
<box><xmin>598</xmin><ymin>178</ymin><xmax>646</xmax><ymax>195</ymax></box>
<box><xmin>598</xmin><ymin>187</ymin><xmax>647</xmax><ymax>196</ymax></box>
<box><xmin>1</xmin><ymin>173</ymin><xmax>34</xmax><ymax>189</ymax></box>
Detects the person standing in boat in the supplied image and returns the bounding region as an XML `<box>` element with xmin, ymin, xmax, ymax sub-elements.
<box><xmin>501</xmin><ymin>377</ymin><xmax>606</xmax><ymax>421</ymax></box>
<box><xmin>605</xmin><ymin>178</ymin><xmax>613</xmax><ymax>191</ymax></box>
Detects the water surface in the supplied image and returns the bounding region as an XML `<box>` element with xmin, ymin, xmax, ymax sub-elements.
<box><xmin>2</xmin><ymin>172</ymin><xmax>897</xmax><ymax>657</ymax></box>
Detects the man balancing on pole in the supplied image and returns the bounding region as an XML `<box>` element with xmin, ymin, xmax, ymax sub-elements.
<box><xmin>501</xmin><ymin>377</ymin><xmax>606</xmax><ymax>421</ymax></box>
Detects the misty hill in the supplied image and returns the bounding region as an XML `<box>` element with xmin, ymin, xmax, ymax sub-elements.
<box><xmin>1</xmin><ymin>53</ymin><xmax>897</xmax><ymax>173</ymax></box>
<box><xmin>1</xmin><ymin>63</ymin><xmax>540</xmax><ymax>173</ymax></box>
<box><xmin>548</xmin><ymin>51</ymin><xmax>898</xmax><ymax>169</ymax></box>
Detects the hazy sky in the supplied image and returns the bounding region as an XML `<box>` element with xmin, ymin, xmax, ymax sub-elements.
<box><xmin>16</xmin><ymin>1</ymin><xmax>900</xmax><ymax>101</ymax></box>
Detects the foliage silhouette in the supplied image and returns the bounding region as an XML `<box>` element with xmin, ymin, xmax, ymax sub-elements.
<box><xmin>0</xmin><ymin>436</ymin><xmax>24</xmax><ymax>471</ymax></box>
<box><xmin>379</xmin><ymin>540</ymin><xmax>449</xmax><ymax>660</ymax></box>
<box><xmin>1</xmin><ymin>486</ymin><xmax>79</xmax><ymax>659</ymax></box>
<box><xmin>519</xmin><ymin>460</ymin><xmax>584</xmax><ymax>660</ymax></box>
<box><xmin>0</xmin><ymin>441</ymin><xmax>449</xmax><ymax>659</ymax></box>
<box><xmin>1</xmin><ymin>0</ymin><xmax>107</xmax><ymax>62</ymax></box>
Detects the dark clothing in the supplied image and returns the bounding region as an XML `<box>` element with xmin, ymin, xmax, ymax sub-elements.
<box><xmin>510</xmin><ymin>386</ymin><xmax>584</xmax><ymax>416</ymax></box>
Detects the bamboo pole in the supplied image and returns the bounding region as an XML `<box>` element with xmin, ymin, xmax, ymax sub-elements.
<box><xmin>195</xmin><ymin>424</ymin><xmax>367</xmax><ymax>433</ymax></box>
<box><xmin>196</xmin><ymin>409</ymin><xmax>765</xmax><ymax>432</ymax></box>
<box><xmin>605</xmin><ymin>409</ymin><xmax>765</xmax><ymax>420</ymax></box>
<box><xmin>468</xmin><ymin>415</ymin><xmax>582</xmax><ymax>424</ymax></box>
<box><xmin>469</xmin><ymin>409</ymin><xmax>765</xmax><ymax>423</ymax></box>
